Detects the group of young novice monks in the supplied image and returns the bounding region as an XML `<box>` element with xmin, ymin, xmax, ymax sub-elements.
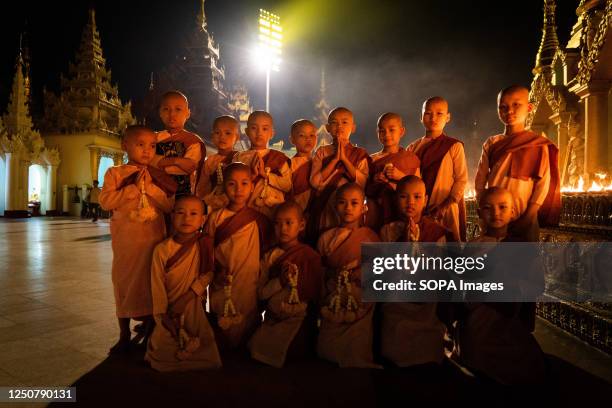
<box><xmin>99</xmin><ymin>84</ymin><xmax>560</xmax><ymax>385</ymax></box>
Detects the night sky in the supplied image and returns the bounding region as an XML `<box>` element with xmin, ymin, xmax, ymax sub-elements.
<box><xmin>0</xmin><ymin>0</ymin><xmax>578</xmax><ymax>155</ymax></box>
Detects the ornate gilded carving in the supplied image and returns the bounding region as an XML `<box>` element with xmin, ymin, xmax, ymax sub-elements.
<box><xmin>577</xmin><ymin>0</ymin><xmax>612</xmax><ymax>85</ymax></box>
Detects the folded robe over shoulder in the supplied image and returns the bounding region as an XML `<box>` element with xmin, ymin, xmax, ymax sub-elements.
<box><xmin>317</xmin><ymin>227</ymin><xmax>381</xmax><ymax>368</ymax></box>
<box><xmin>146</xmin><ymin>234</ymin><xmax>222</xmax><ymax>371</ymax></box>
<box><xmin>248</xmin><ymin>243</ymin><xmax>323</xmax><ymax>367</ymax></box>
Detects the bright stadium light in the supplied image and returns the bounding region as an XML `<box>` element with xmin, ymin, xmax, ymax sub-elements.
<box><xmin>257</xmin><ymin>9</ymin><xmax>282</xmax><ymax>112</ymax></box>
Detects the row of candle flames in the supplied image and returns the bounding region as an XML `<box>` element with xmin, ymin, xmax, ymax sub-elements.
<box><xmin>463</xmin><ymin>173</ymin><xmax>612</xmax><ymax>199</ymax></box>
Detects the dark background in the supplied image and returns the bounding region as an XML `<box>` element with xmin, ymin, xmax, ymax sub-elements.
<box><xmin>0</xmin><ymin>0</ymin><xmax>578</xmax><ymax>154</ymax></box>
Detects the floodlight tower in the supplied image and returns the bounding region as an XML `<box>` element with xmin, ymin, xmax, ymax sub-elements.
<box><xmin>258</xmin><ymin>9</ymin><xmax>282</xmax><ymax>112</ymax></box>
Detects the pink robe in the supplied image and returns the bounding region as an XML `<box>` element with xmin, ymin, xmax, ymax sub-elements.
<box><xmin>379</xmin><ymin>217</ymin><xmax>449</xmax><ymax>366</ymax></box>
<box><xmin>99</xmin><ymin>165</ymin><xmax>174</xmax><ymax>318</ymax></box>
<box><xmin>145</xmin><ymin>237</ymin><xmax>222</xmax><ymax>371</ymax></box>
<box><xmin>409</xmin><ymin>135</ymin><xmax>468</xmax><ymax>242</ymax></box>
<box><xmin>205</xmin><ymin>208</ymin><xmax>262</xmax><ymax>348</ymax></box>
<box><xmin>316</xmin><ymin>227</ymin><xmax>380</xmax><ymax>368</ymax></box>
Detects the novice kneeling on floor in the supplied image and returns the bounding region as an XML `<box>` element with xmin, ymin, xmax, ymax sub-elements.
<box><xmin>249</xmin><ymin>201</ymin><xmax>323</xmax><ymax>367</ymax></box>
<box><xmin>145</xmin><ymin>195</ymin><xmax>222</xmax><ymax>371</ymax></box>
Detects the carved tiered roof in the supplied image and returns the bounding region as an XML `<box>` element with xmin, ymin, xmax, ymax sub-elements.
<box><xmin>40</xmin><ymin>8</ymin><xmax>134</xmax><ymax>136</ymax></box>
<box><xmin>1</xmin><ymin>54</ymin><xmax>59</xmax><ymax>166</ymax></box>
<box><xmin>156</xmin><ymin>0</ymin><xmax>230</xmax><ymax>135</ymax></box>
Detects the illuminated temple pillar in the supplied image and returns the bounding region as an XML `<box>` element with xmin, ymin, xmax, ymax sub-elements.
<box><xmin>573</xmin><ymin>80</ymin><xmax>611</xmax><ymax>178</ymax></box>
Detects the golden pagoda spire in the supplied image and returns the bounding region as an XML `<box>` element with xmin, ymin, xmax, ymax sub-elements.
<box><xmin>533</xmin><ymin>0</ymin><xmax>560</xmax><ymax>74</ymax></box>
<box><xmin>197</xmin><ymin>0</ymin><xmax>207</xmax><ymax>30</ymax></box>
<box><xmin>3</xmin><ymin>51</ymin><xmax>36</xmax><ymax>136</ymax></box>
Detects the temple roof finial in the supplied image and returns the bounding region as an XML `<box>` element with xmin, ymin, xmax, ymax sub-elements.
<box><xmin>533</xmin><ymin>0</ymin><xmax>560</xmax><ymax>74</ymax></box>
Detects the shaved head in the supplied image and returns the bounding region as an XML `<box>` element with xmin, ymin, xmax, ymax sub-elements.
<box><xmin>377</xmin><ymin>112</ymin><xmax>404</xmax><ymax>127</ymax></box>
<box><xmin>247</xmin><ymin>110</ymin><xmax>274</xmax><ymax>125</ymax></box>
<box><xmin>336</xmin><ymin>182</ymin><xmax>364</xmax><ymax>201</ymax></box>
<box><xmin>174</xmin><ymin>194</ymin><xmax>205</xmax><ymax>213</ymax></box>
<box><xmin>478</xmin><ymin>186</ymin><xmax>513</xmax><ymax>209</ymax></box>
<box><xmin>223</xmin><ymin>161</ymin><xmax>251</xmax><ymax>182</ymax></box>
<box><xmin>291</xmin><ymin>119</ymin><xmax>316</xmax><ymax>135</ymax></box>
<box><xmin>422</xmin><ymin>96</ymin><xmax>448</xmax><ymax>112</ymax></box>
<box><xmin>213</xmin><ymin>115</ymin><xmax>239</xmax><ymax>130</ymax></box>
<box><xmin>123</xmin><ymin>125</ymin><xmax>155</xmax><ymax>143</ymax></box>
<box><xmin>274</xmin><ymin>200</ymin><xmax>304</xmax><ymax>221</ymax></box>
<box><xmin>498</xmin><ymin>85</ymin><xmax>530</xmax><ymax>102</ymax></box>
<box><xmin>397</xmin><ymin>175</ymin><xmax>426</xmax><ymax>192</ymax></box>
<box><xmin>328</xmin><ymin>106</ymin><xmax>354</xmax><ymax>121</ymax></box>
<box><xmin>161</xmin><ymin>90</ymin><xmax>189</xmax><ymax>105</ymax></box>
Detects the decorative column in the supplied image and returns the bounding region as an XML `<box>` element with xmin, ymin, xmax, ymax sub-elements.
<box><xmin>62</xmin><ymin>184</ymin><xmax>69</xmax><ymax>214</ymax></box>
<box><xmin>572</xmin><ymin>80</ymin><xmax>611</xmax><ymax>178</ymax></box>
<box><xmin>4</xmin><ymin>152</ymin><xmax>14</xmax><ymax>211</ymax></box>
<box><xmin>112</xmin><ymin>152</ymin><xmax>124</xmax><ymax>166</ymax></box>
<box><xmin>89</xmin><ymin>147</ymin><xmax>101</xmax><ymax>182</ymax></box>
<box><xmin>19</xmin><ymin>158</ymin><xmax>30</xmax><ymax>211</ymax></box>
<box><xmin>549</xmin><ymin>111</ymin><xmax>573</xmax><ymax>181</ymax></box>
<box><xmin>45</xmin><ymin>164</ymin><xmax>58</xmax><ymax>214</ymax></box>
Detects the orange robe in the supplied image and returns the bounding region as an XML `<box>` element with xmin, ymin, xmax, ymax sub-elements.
<box><xmin>99</xmin><ymin>165</ymin><xmax>175</xmax><ymax>318</ymax></box>
<box><xmin>475</xmin><ymin>131</ymin><xmax>560</xmax><ymax>239</ymax></box>
<box><xmin>454</xmin><ymin>235</ymin><xmax>546</xmax><ymax>384</ymax></box>
<box><xmin>366</xmin><ymin>148</ymin><xmax>421</xmax><ymax>229</ymax></box>
<box><xmin>309</xmin><ymin>144</ymin><xmax>370</xmax><ymax>236</ymax></box>
<box><xmin>248</xmin><ymin>243</ymin><xmax>323</xmax><ymax>367</ymax></box>
<box><xmin>409</xmin><ymin>135</ymin><xmax>468</xmax><ymax>242</ymax></box>
<box><xmin>316</xmin><ymin>226</ymin><xmax>380</xmax><ymax>368</ymax></box>
<box><xmin>233</xmin><ymin>149</ymin><xmax>292</xmax><ymax>219</ymax></box>
<box><xmin>205</xmin><ymin>207</ymin><xmax>271</xmax><ymax>348</ymax></box>
<box><xmin>145</xmin><ymin>236</ymin><xmax>222</xmax><ymax>371</ymax></box>
<box><xmin>379</xmin><ymin>216</ymin><xmax>450</xmax><ymax>366</ymax></box>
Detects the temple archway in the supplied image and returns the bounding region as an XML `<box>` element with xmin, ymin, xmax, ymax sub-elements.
<box><xmin>97</xmin><ymin>156</ymin><xmax>114</xmax><ymax>186</ymax></box>
<box><xmin>28</xmin><ymin>164</ymin><xmax>47</xmax><ymax>215</ymax></box>
<box><xmin>0</xmin><ymin>157</ymin><xmax>6</xmax><ymax>216</ymax></box>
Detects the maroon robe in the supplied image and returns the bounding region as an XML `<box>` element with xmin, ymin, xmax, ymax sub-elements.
<box><xmin>118</xmin><ymin>163</ymin><xmax>178</xmax><ymax>197</ymax></box>
<box><xmin>365</xmin><ymin>148</ymin><xmax>420</xmax><ymax>227</ymax></box>
<box><xmin>307</xmin><ymin>145</ymin><xmax>371</xmax><ymax>241</ymax></box>
<box><xmin>213</xmin><ymin>207</ymin><xmax>274</xmax><ymax>256</ymax></box>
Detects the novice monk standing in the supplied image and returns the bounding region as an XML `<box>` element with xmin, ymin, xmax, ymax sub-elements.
<box><xmin>288</xmin><ymin>119</ymin><xmax>318</xmax><ymax>216</ymax></box>
<box><xmin>153</xmin><ymin>91</ymin><xmax>206</xmax><ymax>197</ymax></box>
<box><xmin>379</xmin><ymin>176</ymin><xmax>453</xmax><ymax>367</ymax></box>
<box><xmin>317</xmin><ymin>183</ymin><xmax>380</xmax><ymax>368</ymax></box>
<box><xmin>309</xmin><ymin>107</ymin><xmax>370</xmax><ymax>238</ymax></box>
<box><xmin>100</xmin><ymin>125</ymin><xmax>177</xmax><ymax>353</ymax></box>
<box><xmin>409</xmin><ymin>97</ymin><xmax>468</xmax><ymax>242</ymax></box>
<box><xmin>204</xmin><ymin>162</ymin><xmax>273</xmax><ymax>350</ymax></box>
<box><xmin>455</xmin><ymin>186</ymin><xmax>547</xmax><ymax>384</ymax></box>
<box><xmin>475</xmin><ymin>85</ymin><xmax>561</xmax><ymax>242</ymax></box>
<box><xmin>366</xmin><ymin>112</ymin><xmax>420</xmax><ymax>229</ymax></box>
<box><xmin>248</xmin><ymin>201</ymin><xmax>323</xmax><ymax>367</ymax></box>
<box><xmin>195</xmin><ymin>115</ymin><xmax>240</xmax><ymax>211</ymax></box>
<box><xmin>146</xmin><ymin>195</ymin><xmax>222</xmax><ymax>371</ymax></box>
<box><xmin>233</xmin><ymin>111</ymin><xmax>292</xmax><ymax>219</ymax></box>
